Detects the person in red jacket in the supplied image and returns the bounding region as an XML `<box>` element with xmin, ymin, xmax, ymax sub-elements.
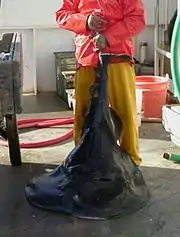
<box><xmin>56</xmin><ymin>0</ymin><xmax>146</xmax><ymax>166</ymax></box>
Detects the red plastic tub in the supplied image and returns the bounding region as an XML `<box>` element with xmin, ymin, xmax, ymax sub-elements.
<box><xmin>136</xmin><ymin>76</ymin><xmax>169</xmax><ymax>119</ymax></box>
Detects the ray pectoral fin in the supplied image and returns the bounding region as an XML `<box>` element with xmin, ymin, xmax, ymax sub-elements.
<box><xmin>25</xmin><ymin>54</ymin><xmax>149</xmax><ymax>220</ymax></box>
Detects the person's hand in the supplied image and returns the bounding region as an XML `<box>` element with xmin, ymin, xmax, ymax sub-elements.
<box><xmin>93</xmin><ymin>33</ymin><xmax>109</xmax><ymax>50</ymax></box>
<box><xmin>87</xmin><ymin>13</ymin><xmax>107</xmax><ymax>32</ymax></box>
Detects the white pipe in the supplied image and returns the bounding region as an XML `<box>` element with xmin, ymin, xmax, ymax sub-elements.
<box><xmin>178</xmin><ymin>0</ymin><xmax>180</xmax><ymax>16</ymax></box>
<box><xmin>164</xmin><ymin>0</ymin><xmax>169</xmax><ymax>29</ymax></box>
<box><xmin>154</xmin><ymin>0</ymin><xmax>160</xmax><ymax>75</ymax></box>
<box><xmin>156</xmin><ymin>47</ymin><xmax>171</xmax><ymax>58</ymax></box>
<box><xmin>32</xmin><ymin>28</ymin><xmax>37</xmax><ymax>95</ymax></box>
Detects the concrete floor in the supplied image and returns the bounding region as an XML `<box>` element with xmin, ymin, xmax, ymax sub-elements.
<box><xmin>1</xmin><ymin>94</ymin><xmax>180</xmax><ymax>237</ymax></box>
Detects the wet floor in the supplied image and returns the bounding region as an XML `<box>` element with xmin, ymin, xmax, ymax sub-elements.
<box><xmin>0</xmin><ymin>94</ymin><xmax>180</xmax><ymax>237</ymax></box>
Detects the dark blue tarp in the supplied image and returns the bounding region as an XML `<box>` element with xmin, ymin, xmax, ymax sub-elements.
<box><xmin>25</xmin><ymin>54</ymin><xmax>149</xmax><ymax>219</ymax></box>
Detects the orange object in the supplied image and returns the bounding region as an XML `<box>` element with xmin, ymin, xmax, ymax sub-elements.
<box><xmin>55</xmin><ymin>0</ymin><xmax>145</xmax><ymax>66</ymax></box>
<box><xmin>136</xmin><ymin>76</ymin><xmax>169</xmax><ymax>119</ymax></box>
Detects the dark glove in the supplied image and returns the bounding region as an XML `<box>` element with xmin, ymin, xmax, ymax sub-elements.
<box><xmin>86</xmin><ymin>13</ymin><xmax>107</xmax><ymax>32</ymax></box>
<box><xmin>93</xmin><ymin>33</ymin><xmax>109</xmax><ymax>50</ymax></box>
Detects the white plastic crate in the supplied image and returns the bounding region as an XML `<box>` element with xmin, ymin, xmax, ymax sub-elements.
<box><xmin>162</xmin><ymin>105</ymin><xmax>180</xmax><ymax>147</ymax></box>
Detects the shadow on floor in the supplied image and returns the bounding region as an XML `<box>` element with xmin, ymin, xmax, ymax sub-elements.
<box><xmin>0</xmin><ymin>162</ymin><xmax>180</xmax><ymax>237</ymax></box>
<box><xmin>139</xmin><ymin>122</ymin><xmax>170</xmax><ymax>141</ymax></box>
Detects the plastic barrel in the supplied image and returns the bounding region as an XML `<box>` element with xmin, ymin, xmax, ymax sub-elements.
<box><xmin>136</xmin><ymin>76</ymin><xmax>169</xmax><ymax>119</ymax></box>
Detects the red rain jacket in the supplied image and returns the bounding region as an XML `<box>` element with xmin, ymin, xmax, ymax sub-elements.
<box><xmin>56</xmin><ymin>0</ymin><xmax>146</xmax><ymax>66</ymax></box>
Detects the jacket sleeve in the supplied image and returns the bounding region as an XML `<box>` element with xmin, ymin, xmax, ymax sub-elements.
<box><xmin>55</xmin><ymin>0</ymin><xmax>88</xmax><ymax>34</ymax></box>
<box><xmin>104</xmin><ymin>0</ymin><xmax>146</xmax><ymax>46</ymax></box>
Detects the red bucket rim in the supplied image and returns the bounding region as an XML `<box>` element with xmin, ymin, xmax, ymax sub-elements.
<box><xmin>136</xmin><ymin>75</ymin><xmax>169</xmax><ymax>85</ymax></box>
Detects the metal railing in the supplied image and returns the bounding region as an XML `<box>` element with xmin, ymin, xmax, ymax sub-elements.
<box><xmin>154</xmin><ymin>0</ymin><xmax>172</xmax><ymax>76</ymax></box>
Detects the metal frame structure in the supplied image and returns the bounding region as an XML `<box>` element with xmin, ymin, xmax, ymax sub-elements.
<box><xmin>154</xmin><ymin>0</ymin><xmax>179</xmax><ymax>76</ymax></box>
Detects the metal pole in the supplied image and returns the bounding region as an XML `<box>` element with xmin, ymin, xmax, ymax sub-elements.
<box><xmin>154</xmin><ymin>0</ymin><xmax>160</xmax><ymax>75</ymax></box>
<box><xmin>160</xmin><ymin>54</ymin><xmax>164</xmax><ymax>76</ymax></box>
<box><xmin>32</xmin><ymin>28</ymin><xmax>37</xmax><ymax>95</ymax></box>
<box><xmin>164</xmin><ymin>0</ymin><xmax>169</xmax><ymax>30</ymax></box>
<box><xmin>160</xmin><ymin>0</ymin><xmax>170</xmax><ymax>76</ymax></box>
<box><xmin>178</xmin><ymin>0</ymin><xmax>180</xmax><ymax>16</ymax></box>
